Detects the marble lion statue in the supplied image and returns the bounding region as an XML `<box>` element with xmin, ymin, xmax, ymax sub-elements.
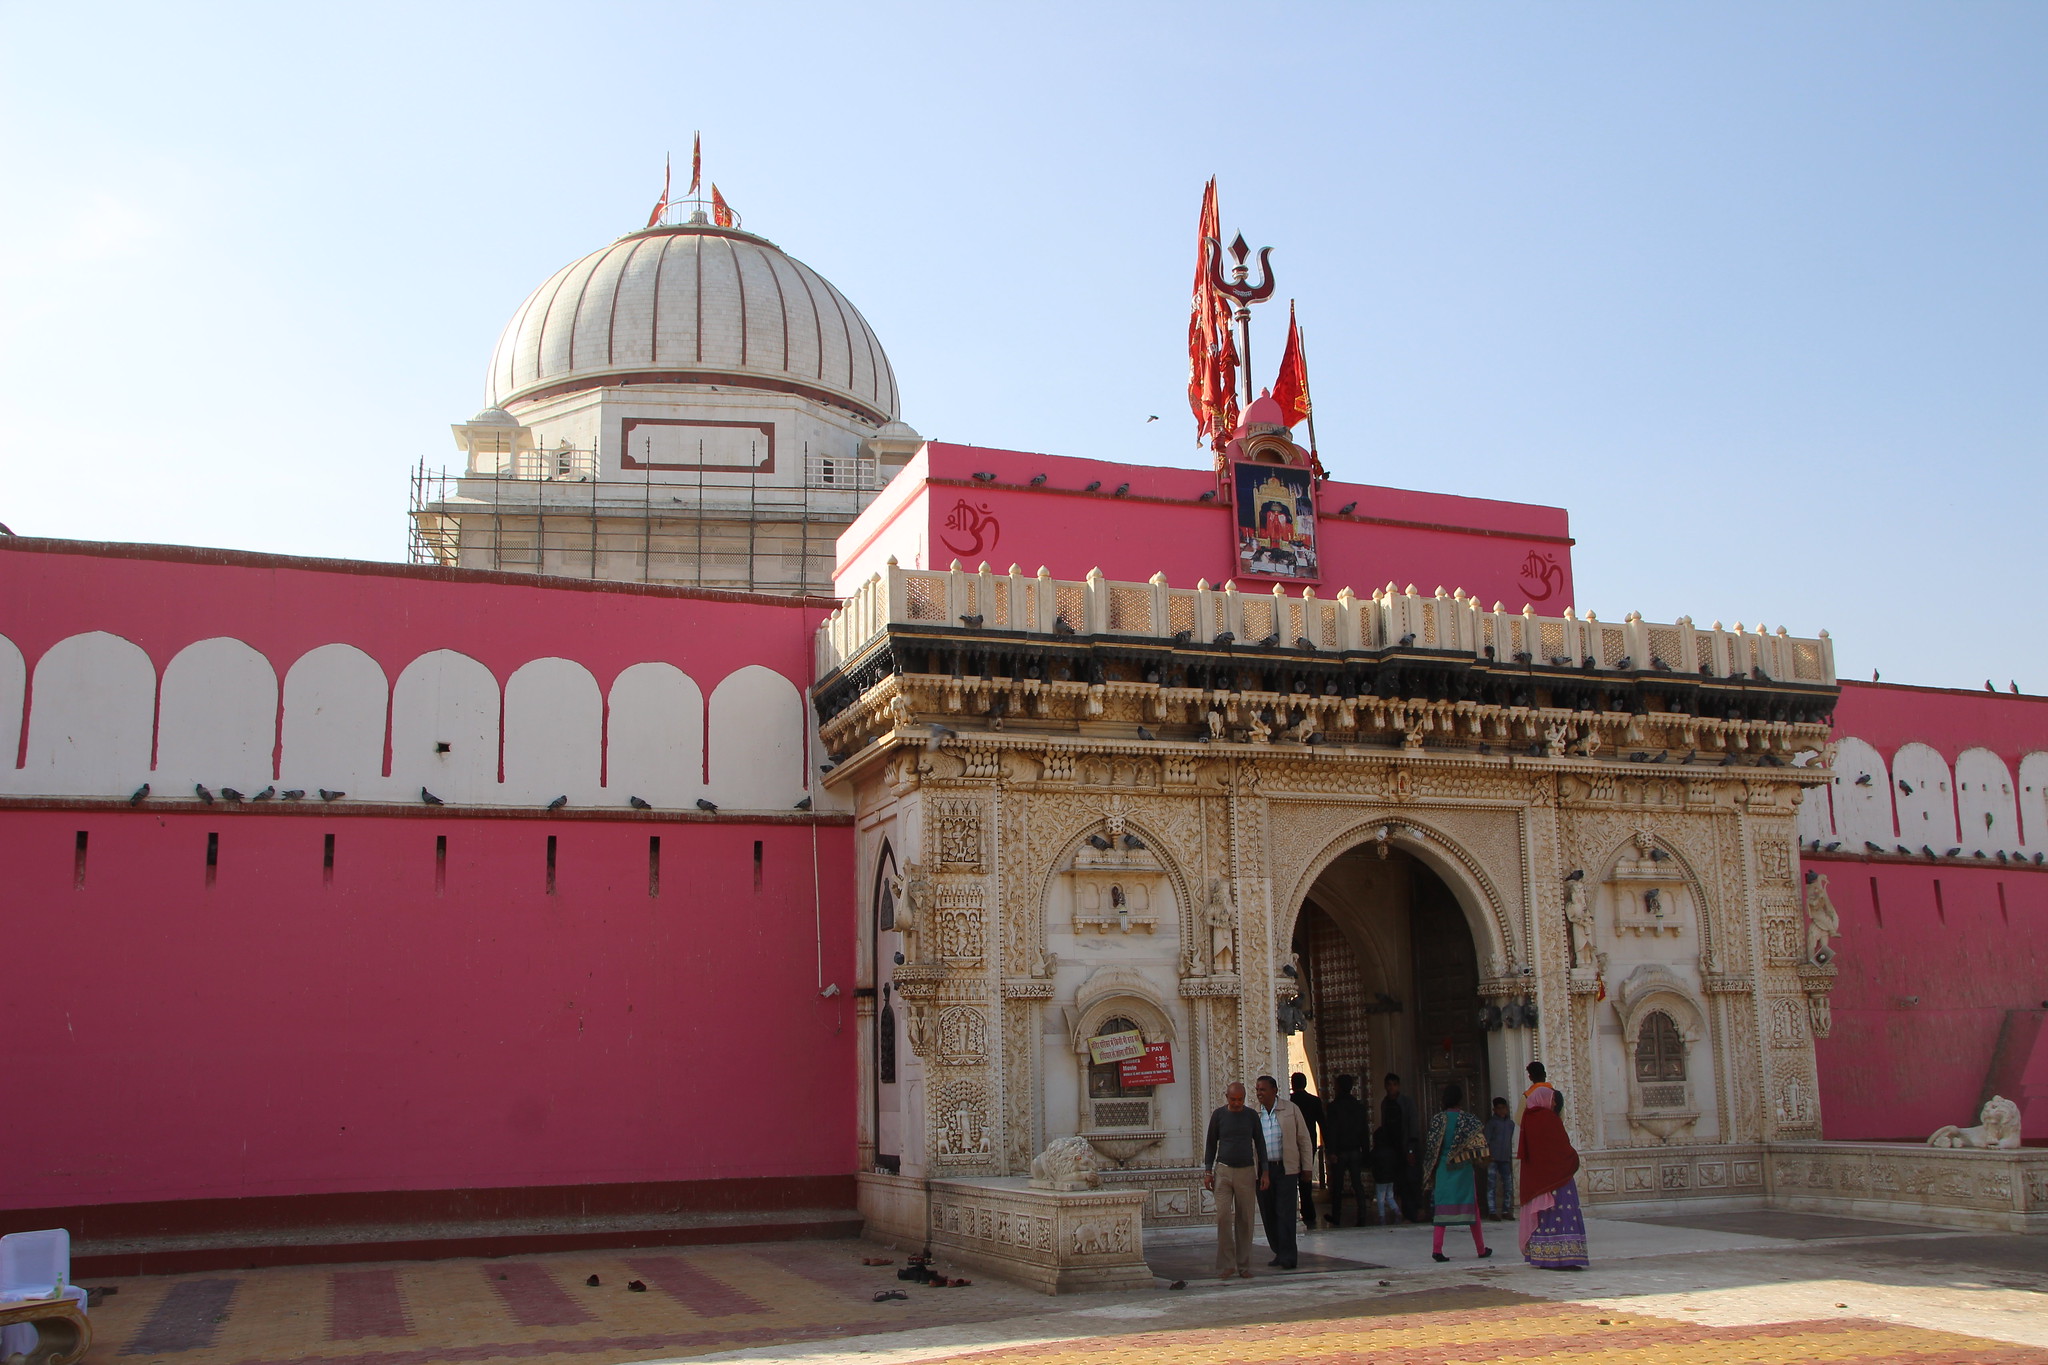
<box><xmin>1927</xmin><ymin>1095</ymin><xmax>2023</xmax><ymax>1150</ymax></box>
<box><xmin>1029</xmin><ymin>1136</ymin><xmax>1106</xmax><ymax>1190</ymax></box>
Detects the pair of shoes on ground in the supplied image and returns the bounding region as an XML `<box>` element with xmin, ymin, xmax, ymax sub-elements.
<box><xmin>1432</xmin><ymin>1248</ymin><xmax>1493</xmax><ymax>1262</ymax></box>
<box><xmin>1217</xmin><ymin>1268</ymin><xmax>1255</xmax><ymax>1279</ymax></box>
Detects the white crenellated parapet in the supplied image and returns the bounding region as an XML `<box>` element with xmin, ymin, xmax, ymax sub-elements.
<box><xmin>814</xmin><ymin>562</ymin><xmax>1838</xmax><ymax>686</ymax></box>
<box><xmin>0</xmin><ymin>632</ymin><xmax>813</xmax><ymax>812</ymax></box>
<box><xmin>1796</xmin><ymin>734</ymin><xmax>2048</xmax><ymax>859</ymax></box>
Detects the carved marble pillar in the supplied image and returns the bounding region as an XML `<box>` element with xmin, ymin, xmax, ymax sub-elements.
<box><xmin>1228</xmin><ymin>759</ymin><xmax>1277</xmax><ymax>1086</ymax></box>
<box><xmin>1744</xmin><ymin>805</ymin><xmax>1822</xmax><ymax>1139</ymax></box>
<box><xmin>1547</xmin><ymin>807</ymin><xmax>1600</xmax><ymax>1153</ymax></box>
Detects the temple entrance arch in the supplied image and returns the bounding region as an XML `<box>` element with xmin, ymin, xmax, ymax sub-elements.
<box><xmin>1285</xmin><ymin>832</ymin><xmax>1508</xmax><ymax>1137</ymax></box>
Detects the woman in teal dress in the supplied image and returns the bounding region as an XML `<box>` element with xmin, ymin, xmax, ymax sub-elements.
<box><xmin>1422</xmin><ymin>1083</ymin><xmax>1492</xmax><ymax>1261</ymax></box>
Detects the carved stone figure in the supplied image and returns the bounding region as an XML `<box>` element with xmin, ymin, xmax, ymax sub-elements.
<box><xmin>1806</xmin><ymin>991</ymin><xmax>1832</xmax><ymax>1039</ymax></box>
<box><xmin>1563</xmin><ymin>876</ymin><xmax>1595</xmax><ymax>968</ymax></box>
<box><xmin>1246</xmin><ymin>711</ymin><xmax>1272</xmax><ymax>744</ymax></box>
<box><xmin>1028</xmin><ymin>1135</ymin><xmax>1107</xmax><ymax>1191</ymax></box>
<box><xmin>1203</xmin><ymin>878</ymin><xmax>1237</xmax><ymax>975</ymax></box>
<box><xmin>1803</xmin><ymin>870</ymin><xmax>1840</xmax><ymax>962</ymax></box>
<box><xmin>1543</xmin><ymin>720</ymin><xmax>1571</xmax><ymax>757</ymax></box>
<box><xmin>890</xmin><ymin>863</ymin><xmax>932</xmax><ymax>960</ymax></box>
<box><xmin>1928</xmin><ymin>1096</ymin><xmax>2023</xmax><ymax>1150</ymax></box>
<box><xmin>1205</xmin><ymin>707</ymin><xmax>1226</xmax><ymax>739</ymax></box>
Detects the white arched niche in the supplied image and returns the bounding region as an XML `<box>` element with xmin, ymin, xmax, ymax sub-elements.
<box><xmin>604</xmin><ymin>662</ymin><xmax>704</xmax><ymax>807</ymax></box>
<box><xmin>280</xmin><ymin>644</ymin><xmax>391</xmax><ymax>798</ymax></box>
<box><xmin>2019</xmin><ymin>753</ymin><xmax>2048</xmax><ymax>851</ymax></box>
<box><xmin>706</xmin><ymin>664</ymin><xmax>805</xmax><ymax>809</ymax></box>
<box><xmin>23</xmin><ymin>631</ymin><xmax>157</xmax><ymax>796</ymax></box>
<box><xmin>1892</xmin><ymin>742</ymin><xmax>1958</xmax><ymax>850</ymax></box>
<box><xmin>0</xmin><ymin>633</ymin><xmax>24</xmax><ymax>789</ymax></box>
<box><xmin>155</xmin><ymin>638</ymin><xmax>279</xmax><ymax>793</ymax></box>
<box><xmin>1955</xmin><ymin>748</ymin><xmax>2020</xmax><ymax>853</ymax></box>
<box><xmin>1796</xmin><ymin>779</ymin><xmax>1833</xmax><ymax>843</ymax></box>
<box><xmin>1828</xmin><ymin>737</ymin><xmax>1893</xmax><ymax>847</ymax></box>
<box><xmin>390</xmin><ymin>650</ymin><xmax>501</xmax><ymax>804</ymax></box>
<box><xmin>501</xmin><ymin>657</ymin><xmax>603</xmax><ymax>804</ymax></box>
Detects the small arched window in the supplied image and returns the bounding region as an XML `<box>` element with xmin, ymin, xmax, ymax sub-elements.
<box><xmin>1087</xmin><ymin>1016</ymin><xmax>1155</xmax><ymax>1100</ymax></box>
<box><xmin>1634</xmin><ymin>1010</ymin><xmax>1686</xmax><ymax>1083</ymax></box>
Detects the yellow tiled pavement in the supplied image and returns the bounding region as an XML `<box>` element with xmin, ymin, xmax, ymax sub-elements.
<box><xmin>63</xmin><ymin>1242</ymin><xmax>2048</xmax><ymax>1365</ymax></box>
<box><xmin>916</xmin><ymin>1289</ymin><xmax>2048</xmax><ymax>1365</ymax></box>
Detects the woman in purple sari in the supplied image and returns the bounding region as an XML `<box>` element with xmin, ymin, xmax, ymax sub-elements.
<box><xmin>1517</xmin><ymin>1062</ymin><xmax>1589</xmax><ymax>1269</ymax></box>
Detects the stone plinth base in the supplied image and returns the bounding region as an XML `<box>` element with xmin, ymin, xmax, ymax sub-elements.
<box><xmin>1100</xmin><ymin>1165</ymin><xmax>1211</xmax><ymax>1227</ymax></box>
<box><xmin>1578</xmin><ymin>1142</ymin><xmax>1769</xmax><ymax>1214</ymax></box>
<box><xmin>1767</xmin><ymin>1141</ymin><xmax>2048</xmax><ymax>1233</ymax></box>
<box><xmin>856</xmin><ymin>1171</ymin><xmax>928</xmax><ymax>1250</ymax></box>
<box><xmin>859</xmin><ymin>1172</ymin><xmax>1153</xmax><ymax>1292</ymax></box>
<box><xmin>859</xmin><ymin>1176</ymin><xmax>1148</xmax><ymax>1294</ymax></box>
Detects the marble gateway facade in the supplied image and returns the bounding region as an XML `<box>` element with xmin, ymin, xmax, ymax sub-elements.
<box><xmin>814</xmin><ymin>565</ymin><xmax>1859</xmax><ymax>1281</ymax></box>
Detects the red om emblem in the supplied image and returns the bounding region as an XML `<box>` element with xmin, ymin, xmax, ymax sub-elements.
<box><xmin>939</xmin><ymin>499</ymin><xmax>1000</xmax><ymax>559</ymax></box>
<box><xmin>1519</xmin><ymin>551</ymin><xmax>1564</xmax><ymax>603</ymax></box>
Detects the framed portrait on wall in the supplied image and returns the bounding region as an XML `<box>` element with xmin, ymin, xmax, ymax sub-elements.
<box><xmin>1232</xmin><ymin>461</ymin><xmax>1319</xmax><ymax>582</ymax></box>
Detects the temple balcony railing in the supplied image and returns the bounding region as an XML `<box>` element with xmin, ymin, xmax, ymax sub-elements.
<box><xmin>816</xmin><ymin>560</ymin><xmax>1835</xmax><ymax>688</ymax></box>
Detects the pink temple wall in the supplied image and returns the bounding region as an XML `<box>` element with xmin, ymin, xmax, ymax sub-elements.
<box><xmin>837</xmin><ymin>444</ymin><xmax>1575</xmax><ymax>613</ymax></box>
<box><xmin>1813</xmin><ymin>681</ymin><xmax>2048</xmax><ymax>1142</ymax></box>
<box><xmin>0</xmin><ymin>540</ymin><xmax>857</xmax><ymax>1211</ymax></box>
<box><xmin>2</xmin><ymin>810</ymin><xmax>856</xmax><ymax>1209</ymax></box>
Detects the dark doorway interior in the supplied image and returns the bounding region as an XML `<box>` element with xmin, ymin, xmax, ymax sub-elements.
<box><xmin>1292</xmin><ymin>847</ymin><xmax>1488</xmax><ymax>1129</ymax></box>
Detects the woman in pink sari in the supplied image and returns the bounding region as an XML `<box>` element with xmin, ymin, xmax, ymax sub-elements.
<box><xmin>1516</xmin><ymin>1062</ymin><xmax>1589</xmax><ymax>1269</ymax></box>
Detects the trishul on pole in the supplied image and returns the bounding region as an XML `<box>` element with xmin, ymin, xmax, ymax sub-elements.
<box><xmin>1204</xmin><ymin>232</ymin><xmax>1276</xmax><ymax>412</ymax></box>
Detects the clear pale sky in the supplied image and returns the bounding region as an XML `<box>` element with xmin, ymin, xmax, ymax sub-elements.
<box><xmin>2</xmin><ymin>3</ymin><xmax>2041</xmax><ymax>691</ymax></box>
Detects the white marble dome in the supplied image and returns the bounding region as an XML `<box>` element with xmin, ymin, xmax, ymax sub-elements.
<box><xmin>486</xmin><ymin>223</ymin><xmax>899</xmax><ymax>423</ymax></box>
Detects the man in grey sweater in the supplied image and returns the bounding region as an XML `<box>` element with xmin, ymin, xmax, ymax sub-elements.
<box><xmin>1202</xmin><ymin>1081</ymin><xmax>1270</xmax><ymax>1278</ymax></box>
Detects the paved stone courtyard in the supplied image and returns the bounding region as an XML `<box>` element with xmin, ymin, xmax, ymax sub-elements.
<box><xmin>60</xmin><ymin>1213</ymin><xmax>2048</xmax><ymax>1364</ymax></box>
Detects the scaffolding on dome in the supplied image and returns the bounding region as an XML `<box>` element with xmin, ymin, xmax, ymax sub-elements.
<box><xmin>407</xmin><ymin>448</ymin><xmax>881</xmax><ymax>596</ymax></box>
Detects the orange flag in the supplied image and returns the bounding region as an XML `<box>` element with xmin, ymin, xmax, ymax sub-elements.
<box><xmin>711</xmin><ymin>184</ymin><xmax>735</xmax><ymax>228</ymax></box>
<box><xmin>689</xmin><ymin>132</ymin><xmax>702</xmax><ymax>196</ymax></box>
<box><xmin>646</xmin><ymin>154</ymin><xmax>671</xmax><ymax>228</ymax></box>
<box><xmin>1187</xmin><ymin>178</ymin><xmax>1238</xmax><ymax>448</ymax></box>
<box><xmin>1187</xmin><ymin>178</ymin><xmax>1221</xmax><ymax>439</ymax></box>
<box><xmin>1272</xmin><ymin>301</ymin><xmax>1309</xmax><ymax>430</ymax></box>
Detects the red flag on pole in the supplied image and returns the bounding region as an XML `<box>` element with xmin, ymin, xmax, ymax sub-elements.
<box><xmin>1187</xmin><ymin>178</ymin><xmax>1220</xmax><ymax>440</ymax></box>
<box><xmin>646</xmin><ymin>154</ymin><xmax>671</xmax><ymax>229</ymax></box>
<box><xmin>711</xmin><ymin>184</ymin><xmax>735</xmax><ymax>228</ymax></box>
<box><xmin>1271</xmin><ymin>300</ymin><xmax>1309</xmax><ymax>431</ymax></box>
<box><xmin>689</xmin><ymin>132</ymin><xmax>702</xmax><ymax>197</ymax></box>
<box><xmin>1187</xmin><ymin>178</ymin><xmax>1239</xmax><ymax>450</ymax></box>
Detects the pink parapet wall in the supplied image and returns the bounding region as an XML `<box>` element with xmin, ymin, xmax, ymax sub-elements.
<box><xmin>0</xmin><ymin>538</ymin><xmax>858</xmax><ymax>1210</ymax></box>
<box><xmin>0</xmin><ymin>538</ymin><xmax>830</xmax><ymax>695</ymax></box>
<box><xmin>0</xmin><ymin>808</ymin><xmax>858</xmax><ymax>1210</ymax></box>
<box><xmin>837</xmin><ymin>444</ymin><xmax>1574</xmax><ymax>613</ymax></box>
<box><xmin>1811</xmin><ymin>681</ymin><xmax>2048</xmax><ymax>1143</ymax></box>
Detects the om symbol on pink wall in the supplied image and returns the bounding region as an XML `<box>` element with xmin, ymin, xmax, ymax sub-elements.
<box><xmin>939</xmin><ymin>499</ymin><xmax>1000</xmax><ymax>559</ymax></box>
<box><xmin>1518</xmin><ymin>551</ymin><xmax>1564</xmax><ymax>603</ymax></box>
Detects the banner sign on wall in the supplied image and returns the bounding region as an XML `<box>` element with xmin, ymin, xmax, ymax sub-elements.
<box><xmin>1118</xmin><ymin>1041</ymin><xmax>1176</xmax><ymax>1087</ymax></box>
<box><xmin>1086</xmin><ymin>1029</ymin><xmax>1146</xmax><ymax>1065</ymax></box>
